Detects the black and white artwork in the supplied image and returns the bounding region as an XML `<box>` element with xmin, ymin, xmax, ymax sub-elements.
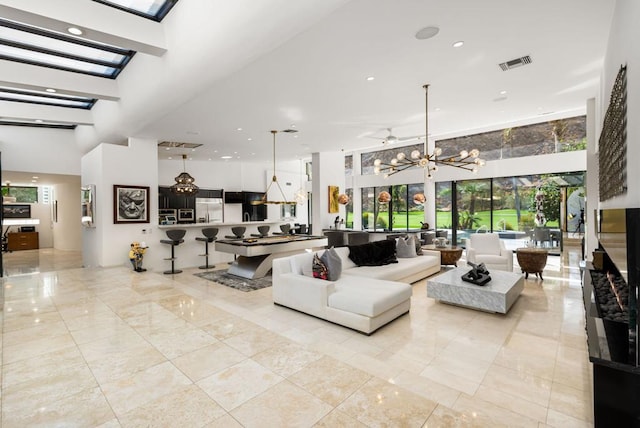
<box><xmin>114</xmin><ymin>185</ymin><xmax>149</xmax><ymax>224</ymax></box>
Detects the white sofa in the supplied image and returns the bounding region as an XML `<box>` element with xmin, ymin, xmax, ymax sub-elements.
<box><xmin>272</xmin><ymin>246</ymin><xmax>441</xmax><ymax>334</ymax></box>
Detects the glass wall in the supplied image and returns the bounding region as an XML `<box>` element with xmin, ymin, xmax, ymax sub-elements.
<box><xmin>436</xmin><ymin>116</ymin><xmax>586</xmax><ymax>161</ymax></box>
<box><xmin>344</xmin><ymin>188</ymin><xmax>353</xmax><ymax>228</ymax></box>
<box><xmin>438</xmin><ymin>171</ymin><xmax>584</xmax><ymax>245</ymax></box>
<box><xmin>435</xmin><ymin>182</ymin><xmax>452</xmax><ymax>230</ymax></box>
<box><xmin>456</xmin><ymin>179</ymin><xmax>491</xmax><ymax>244</ymax></box>
<box><xmin>361</xmin><ymin>143</ymin><xmax>423</xmax><ymax>175</ymax></box>
<box><xmin>345</xmin><ymin>155</ymin><xmax>353</xmax><ymax>177</ymax></box>
<box><xmin>361</xmin><ymin>183</ymin><xmax>423</xmax><ymax>231</ymax></box>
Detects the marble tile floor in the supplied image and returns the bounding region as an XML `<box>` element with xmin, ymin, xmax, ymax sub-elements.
<box><xmin>0</xmin><ymin>246</ymin><xmax>593</xmax><ymax>427</ymax></box>
<box><xmin>2</xmin><ymin>248</ymin><xmax>84</xmax><ymax>277</ymax></box>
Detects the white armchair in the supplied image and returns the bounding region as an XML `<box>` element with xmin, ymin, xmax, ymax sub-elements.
<box><xmin>464</xmin><ymin>233</ymin><xmax>513</xmax><ymax>272</ymax></box>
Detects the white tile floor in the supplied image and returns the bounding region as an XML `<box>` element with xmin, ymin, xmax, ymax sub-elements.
<box><xmin>0</xmin><ymin>245</ymin><xmax>593</xmax><ymax>427</ymax></box>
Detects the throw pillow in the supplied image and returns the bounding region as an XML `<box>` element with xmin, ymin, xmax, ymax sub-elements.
<box><xmin>414</xmin><ymin>235</ymin><xmax>423</xmax><ymax>255</ymax></box>
<box><xmin>312</xmin><ymin>253</ymin><xmax>328</xmax><ymax>280</ymax></box>
<box><xmin>321</xmin><ymin>247</ymin><xmax>342</xmax><ymax>281</ymax></box>
<box><xmin>348</xmin><ymin>239</ymin><xmax>398</xmax><ymax>266</ymax></box>
<box><xmin>396</xmin><ymin>236</ymin><xmax>418</xmax><ymax>258</ymax></box>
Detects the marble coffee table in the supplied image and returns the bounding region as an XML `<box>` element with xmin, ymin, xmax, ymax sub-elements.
<box><xmin>427</xmin><ymin>268</ymin><xmax>524</xmax><ymax>314</ymax></box>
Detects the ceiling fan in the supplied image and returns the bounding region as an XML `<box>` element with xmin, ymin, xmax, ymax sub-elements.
<box><xmin>367</xmin><ymin>128</ymin><xmax>423</xmax><ymax>145</ymax></box>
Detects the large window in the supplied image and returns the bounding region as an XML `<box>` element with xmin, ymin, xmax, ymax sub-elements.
<box><xmin>435</xmin><ymin>182</ymin><xmax>452</xmax><ymax>231</ymax></box>
<box><xmin>436</xmin><ymin>116</ymin><xmax>586</xmax><ymax>161</ymax></box>
<box><xmin>361</xmin><ymin>183</ymin><xmax>423</xmax><ymax>231</ymax></box>
<box><xmin>437</xmin><ymin>171</ymin><xmax>584</xmax><ymax>245</ymax></box>
<box><xmin>361</xmin><ymin>143</ymin><xmax>423</xmax><ymax>175</ymax></box>
<box><xmin>2</xmin><ymin>186</ymin><xmax>38</xmax><ymax>203</ymax></box>
<box><xmin>344</xmin><ymin>188</ymin><xmax>353</xmax><ymax>228</ymax></box>
<box><xmin>345</xmin><ymin>155</ymin><xmax>353</xmax><ymax>178</ymax></box>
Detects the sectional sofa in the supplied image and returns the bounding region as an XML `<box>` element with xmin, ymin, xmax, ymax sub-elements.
<box><xmin>272</xmin><ymin>242</ymin><xmax>441</xmax><ymax>334</ymax></box>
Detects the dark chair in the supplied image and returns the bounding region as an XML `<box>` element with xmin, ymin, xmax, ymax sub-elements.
<box><xmin>196</xmin><ymin>228</ymin><xmax>218</xmax><ymax>269</ymax></box>
<box><xmin>298</xmin><ymin>224</ymin><xmax>308</xmax><ymax>234</ymax></box>
<box><xmin>273</xmin><ymin>224</ymin><xmax>291</xmax><ymax>235</ymax></box>
<box><xmin>421</xmin><ymin>231</ymin><xmax>435</xmax><ymax>245</ymax></box>
<box><xmin>534</xmin><ymin>227</ymin><xmax>551</xmax><ymax>248</ymax></box>
<box><xmin>160</xmin><ymin>229</ymin><xmax>186</xmax><ymax>274</ymax></box>
<box><xmin>347</xmin><ymin>232</ymin><xmax>369</xmax><ymax>246</ymax></box>
<box><xmin>251</xmin><ymin>225</ymin><xmax>270</xmax><ymax>237</ymax></box>
<box><xmin>225</xmin><ymin>226</ymin><xmax>246</xmax><ymax>239</ymax></box>
<box><xmin>324</xmin><ymin>230</ymin><xmax>346</xmax><ymax>247</ymax></box>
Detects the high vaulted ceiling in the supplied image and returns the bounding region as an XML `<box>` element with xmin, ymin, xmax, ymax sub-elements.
<box><xmin>0</xmin><ymin>0</ymin><xmax>615</xmax><ymax>167</ymax></box>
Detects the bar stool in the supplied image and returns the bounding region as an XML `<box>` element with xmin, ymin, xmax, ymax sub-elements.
<box><xmin>251</xmin><ymin>225</ymin><xmax>270</xmax><ymax>237</ymax></box>
<box><xmin>196</xmin><ymin>227</ymin><xmax>218</xmax><ymax>269</ymax></box>
<box><xmin>160</xmin><ymin>229</ymin><xmax>186</xmax><ymax>274</ymax></box>
<box><xmin>225</xmin><ymin>226</ymin><xmax>246</xmax><ymax>239</ymax></box>
<box><xmin>273</xmin><ymin>224</ymin><xmax>290</xmax><ymax>235</ymax></box>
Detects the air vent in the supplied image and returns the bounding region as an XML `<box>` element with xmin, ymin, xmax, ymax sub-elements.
<box><xmin>499</xmin><ymin>55</ymin><xmax>532</xmax><ymax>71</ymax></box>
<box><xmin>158</xmin><ymin>141</ymin><xmax>203</xmax><ymax>149</ymax></box>
<box><xmin>281</xmin><ymin>129</ymin><xmax>298</xmax><ymax>133</ymax></box>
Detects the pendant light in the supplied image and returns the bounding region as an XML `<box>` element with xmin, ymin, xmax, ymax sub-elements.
<box><xmin>252</xmin><ymin>130</ymin><xmax>297</xmax><ymax>205</ymax></box>
<box><xmin>170</xmin><ymin>154</ymin><xmax>199</xmax><ymax>196</ymax></box>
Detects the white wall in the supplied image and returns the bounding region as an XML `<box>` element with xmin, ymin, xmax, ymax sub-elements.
<box><xmin>312</xmin><ymin>151</ymin><xmax>346</xmax><ymax>231</ymax></box>
<box><xmin>600</xmin><ymin>0</ymin><xmax>640</xmax><ymax>209</ymax></box>
<box><xmin>81</xmin><ymin>138</ymin><xmax>158</xmax><ymax>268</ymax></box>
<box><xmin>0</xmin><ymin>126</ymin><xmax>82</xmax><ymax>175</ymax></box>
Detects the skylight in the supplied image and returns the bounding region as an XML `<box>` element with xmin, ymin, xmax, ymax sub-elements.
<box><xmin>0</xmin><ymin>87</ymin><xmax>96</xmax><ymax>109</ymax></box>
<box><xmin>0</xmin><ymin>120</ymin><xmax>76</xmax><ymax>130</ymax></box>
<box><xmin>92</xmin><ymin>0</ymin><xmax>179</xmax><ymax>21</ymax></box>
<box><xmin>0</xmin><ymin>18</ymin><xmax>135</xmax><ymax>79</ymax></box>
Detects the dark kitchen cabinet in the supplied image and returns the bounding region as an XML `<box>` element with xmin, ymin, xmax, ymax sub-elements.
<box><xmin>242</xmin><ymin>191</ymin><xmax>266</xmax><ymax>221</ymax></box>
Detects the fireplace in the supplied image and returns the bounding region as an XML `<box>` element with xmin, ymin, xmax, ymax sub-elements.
<box><xmin>582</xmin><ymin>208</ymin><xmax>640</xmax><ymax>426</ymax></box>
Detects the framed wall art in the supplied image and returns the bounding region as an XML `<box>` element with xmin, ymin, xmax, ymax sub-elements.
<box><xmin>114</xmin><ymin>184</ymin><xmax>150</xmax><ymax>224</ymax></box>
<box><xmin>3</xmin><ymin>204</ymin><xmax>31</xmax><ymax>219</ymax></box>
<box><xmin>328</xmin><ymin>185</ymin><xmax>339</xmax><ymax>213</ymax></box>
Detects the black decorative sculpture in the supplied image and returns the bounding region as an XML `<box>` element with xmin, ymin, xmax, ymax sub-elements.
<box><xmin>461</xmin><ymin>261</ymin><xmax>491</xmax><ymax>286</ymax></box>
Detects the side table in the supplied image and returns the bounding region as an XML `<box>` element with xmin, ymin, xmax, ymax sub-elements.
<box><xmin>516</xmin><ymin>247</ymin><xmax>548</xmax><ymax>280</ymax></box>
<box><xmin>423</xmin><ymin>244</ymin><xmax>463</xmax><ymax>267</ymax></box>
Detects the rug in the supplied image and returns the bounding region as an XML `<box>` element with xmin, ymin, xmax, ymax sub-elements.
<box><xmin>194</xmin><ymin>270</ymin><xmax>272</xmax><ymax>292</ymax></box>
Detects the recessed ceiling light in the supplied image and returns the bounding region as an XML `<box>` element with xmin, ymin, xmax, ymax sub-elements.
<box><xmin>415</xmin><ymin>26</ymin><xmax>440</xmax><ymax>40</ymax></box>
<box><xmin>290</xmin><ymin>124</ymin><xmax>296</xmax><ymax>128</ymax></box>
<box><xmin>67</xmin><ymin>27</ymin><xmax>83</xmax><ymax>35</ymax></box>
<box><xmin>168</xmin><ymin>156</ymin><xmax>173</xmax><ymax>160</ymax></box>
<box><xmin>32</xmin><ymin>176</ymin><xmax>39</xmax><ymax>179</ymax></box>
<box><xmin>221</xmin><ymin>155</ymin><xmax>232</xmax><ymax>159</ymax></box>
<box><xmin>251</xmin><ymin>153</ymin><xmax>255</xmax><ymax>155</ymax></box>
<box><xmin>366</xmin><ymin>76</ymin><xmax>375</xmax><ymax>81</ymax></box>
<box><xmin>191</xmin><ymin>148</ymin><xmax>196</xmax><ymax>151</ymax></box>
<box><xmin>34</xmin><ymin>119</ymin><xmax>43</xmax><ymax>123</ymax></box>
<box><xmin>435</xmin><ymin>107</ymin><xmax>441</xmax><ymax>111</ymax></box>
<box><xmin>214</xmin><ymin>150</ymin><xmax>218</xmax><ymax>153</ymax></box>
<box><xmin>45</xmin><ymin>88</ymin><xmax>56</xmax><ymax>93</ymax></box>
<box><xmin>247</xmin><ymin>138</ymin><xmax>252</xmax><ymax>141</ymax></box>
<box><xmin>452</xmin><ymin>41</ymin><xmax>464</xmax><ymax>48</ymax></box>
<box><xmin>31</xmin><ymin>180</ymin><xmax>37</xmax><ymax>183</ymax></box>
<box><xmin>500</xmin><ymin>90</ymin><xmax>507</xmax><ymax>95</ymax></box>
<box><xmin>208</xmin><ymin>158</ymin><xmax>212</xmax><ymax>161</ymax></box>
<box><xmin>165</xmin><ymin>147</ymin><xmax>170</xmax><ymax>150</ymax></box>
<box><xmin>233</xmin><ymin>151</ymin><xmax>238</xmax><ymax>154</ymax></box>
<box><xmin>294</xmin><ymin>135</ymin><xmax>298</xmax><ymax>138</ymax></box>
<box><xmin>236</xmin><ymin>127</ymin><xmax>242</xmax><ymax>131</ymax></box>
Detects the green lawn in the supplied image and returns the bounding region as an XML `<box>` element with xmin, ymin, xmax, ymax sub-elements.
<box><xmin>362</xmin><ymin>208</ymin><xmax>560</xmax><ymax>231</ymax></box>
